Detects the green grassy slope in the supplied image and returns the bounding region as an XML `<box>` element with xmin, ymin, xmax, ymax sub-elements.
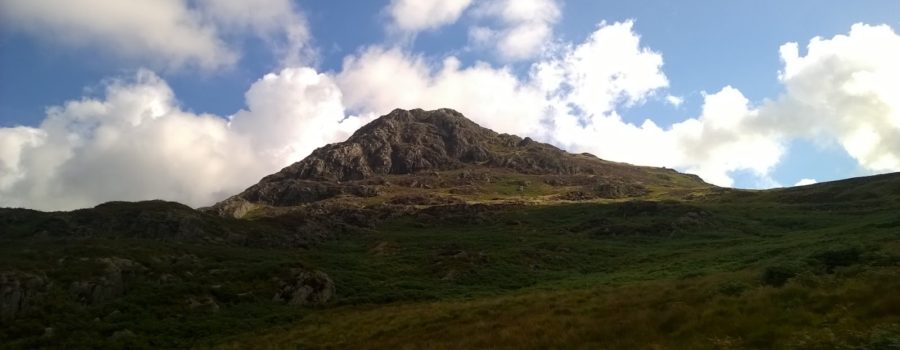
<box><xmin>212</xmin><ymin>187</ymin><xmax>900</xmax><ymax>349</ymax></box>
<box><xmin>1</xmin><ymin>174</ymin><xmax>900</xmax><ymax>349</ymax></box>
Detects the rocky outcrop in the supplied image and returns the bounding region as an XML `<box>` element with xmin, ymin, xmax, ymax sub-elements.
<box><xmin>236</xmin><ymin>180</ymin><xmax>380</xmax><ymax>207</ymax></box>
<box><xmin>259</xmin><ymin>108</ymin><xmax>605</xmax><ymax>183</ymax></box>
<box><xmin>69</xmin><ymin>257</ymin><xmax>146</xmax><ymax>305</ymax></box>
<box><xmin>267</xmin><ymin>108</ymin><xmax>502</xmax><ymax>182</ymax></box>
<box><xmin>187</xmin><ymin>295</ymin><xmax>220</xmax><ymax>313</ymax></box>
<box><xmin>558</xmin><ymin>182</ymin><xmax>649</xmax><ymax>201</ymax></box>
<box><xmin>2</xmin><ymin>200</ymin><xmax>235</xmax><ymax>242</ymax></box>
<box><xmin>272</xmin><ymin>268</ymin><xmax>335</xmax><ymax>306</ymax></box>
<box><xmin>1</xmin><ymin>271</ymin><xmax>49</xmax><ymax>322</ymax></box>
<box><xmin>0</xmin><ymin>200</ymin><xmax>315</xmax><ymax>246</ymax></box>
<box><xmin>203</xmin><ymin>198</ymin><xmax>260</xmax><ymax>218</ymax></box>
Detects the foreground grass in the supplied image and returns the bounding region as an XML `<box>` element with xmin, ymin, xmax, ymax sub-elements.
<box><xmin>214</xmin><ymin>267</ymin><xmax>900</xmax><ymax>349</ymax></box>
<box><xmin>207</xmin><ymin>197</ymin><xmax>900</xmax><ymax>349</ymax></box>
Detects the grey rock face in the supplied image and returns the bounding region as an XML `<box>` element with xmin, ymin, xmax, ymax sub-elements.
<box><xmin>269</xmin><ymin>108</ymin><xmax>501</xmax><ymax>182</ymax></box>
<box><xmin>213</xmin><ymin>109</ymin><xmax>622</xmax><ymax>212</ymax></box>
<box><xmin>187</xmin><ymin>295</ymin><xmax>220</xmax><ymax>313</ymax></box>
<box><xmin>69</xmin><ymin>257</ymin><xmax>145</xmax><ymax>305</ymax></box>
<box><xmin>264</xmin><ymin>108</ymin><xmax>592</xmax><ymax>184</ymax></box>
<box><xmin>0</xmin><ymin>271</ymin><xmax>49</xmax><ymax>322</ymax></box>
<box><xmin>272</xmin><ymin>268</ymin><xmax>335</xmax><ymax>306</ymax></box>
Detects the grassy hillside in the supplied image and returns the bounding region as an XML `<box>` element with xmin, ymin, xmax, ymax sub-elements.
<box><xmin>212</xmin><ymin>183</ymin><xmax>900</xmax><ymax>349</ymax></box>
<box><xmin>2</xmin><ymin>174</ymin><xmax>900</xmax><ymax>349</ymax></box>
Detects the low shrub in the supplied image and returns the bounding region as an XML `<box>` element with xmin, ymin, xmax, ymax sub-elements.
<box><xmin>812</xmin><ymin>247</ymin><xmax>863</xmax><ymax>273</ymax></box>
<box><xmin>717</xmin><ymin>281</ymin><xmax>750</xmax><ymax>296</ymax></box>
<box><xmin>761</xmin><ymin>264</ymin><xmax>801</xmax><ymax>287</ymax></box>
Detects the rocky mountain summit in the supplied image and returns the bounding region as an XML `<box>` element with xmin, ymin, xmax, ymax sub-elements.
<box><xmin>210</xmin><ymin>108</ymin><xmax>709</xmax><ymax>217</ymax></box>
<box><xmin>268</xmin><ymin>108</ymin><xmax>606</xmax><ymax>181</ymax></box>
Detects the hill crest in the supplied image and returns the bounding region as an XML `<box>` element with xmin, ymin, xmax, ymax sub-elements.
<box><xmin>208</xmin><ymin>108</ymin><xmax>710</xmax><ymax>217</ymax></box>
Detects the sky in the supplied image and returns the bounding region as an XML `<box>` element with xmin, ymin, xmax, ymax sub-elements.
<box><xmin>1</xmin><ymin>0</ymin><xmax>899</xmax><ymax>210</ymax></box>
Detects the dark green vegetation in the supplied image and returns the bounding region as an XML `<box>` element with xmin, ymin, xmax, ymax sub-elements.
<box><xmin>3</xmin><ymin>176</ymin><xmax>899</xmax><ymax>349</ymax></box>
<box><xmin>2</xmin><ymin>109</ymin><xmax>899</xmax><ymax>349</ymax></box>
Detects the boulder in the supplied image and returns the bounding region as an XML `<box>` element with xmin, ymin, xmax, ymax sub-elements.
<box><xmin>70</xmin><ymin>257</ymin><xmax>145</xmax><ymax>305</ymax></box>
<box><xmin>187</xmin><ymin>295</ymin><xmax>220</xmax><ymax>313</ymax></box>
<box><xmin>272</xmin><ymin>268</ymin><xmax>335</xmax><ymax>306</ymax></box>
<box><xmin>0</xmin><ymin>271</ymin><xmax>49</xmax><ymax>322</ymax></box>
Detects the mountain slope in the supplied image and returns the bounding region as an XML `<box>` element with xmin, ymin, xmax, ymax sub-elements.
<box><xmin>209</xmin><ymin>108</ymin><xmax>710</xmax><ymax>217</ymax></box>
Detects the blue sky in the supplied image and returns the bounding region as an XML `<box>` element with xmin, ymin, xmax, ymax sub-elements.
<box><xmin>1</xmin><ymin>0</ymin><xmax>899</xmax><ymax>210</ymax></box>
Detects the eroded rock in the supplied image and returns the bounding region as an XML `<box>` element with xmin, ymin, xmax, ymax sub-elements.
<box><xmin>0</xmin><ymin>271</ymin><xmax>49</xmax><ymax>322</ymax></box>
<box><xmin>272</xmin><ymin>268</ymin><xmax>335</xmax><ymax>306</ymax></box>
<box><xmin>69</xmin><ymin>257</ymin><xmax>145</xmax><ymax>305</ymax></box>
<box><xmin>187</xmin><ymin>295</ymin><xmax>220</xmax><ymax>313</ymax></box>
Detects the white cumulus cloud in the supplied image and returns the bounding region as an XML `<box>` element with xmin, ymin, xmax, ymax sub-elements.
<box><xmin>534</xmin><ymin>21</ymin><xmax>669</xmax><ymax>117</ymax></box>
<box><xmin>0</xmin><ymin>69</ymin><xmax>363</xmax><ymax>210</ymax></box>
<box><xmin>666</xmin><ymin>95</ymin><xmax>684</xmax><ymax>107</ymax></box>
<box><xmin>666</xmin><ymin>87</ymin><xmax>784</xmax><ymax>187</ymax></box>
<box><xmin>0</xmin><ymin>127</ymin><xmax>46</xmax><ymax>192</ymax></box>
<box><xmin>0</xmin><ymin>0</ymin><xmax>312</xmax><ymax>70</ymax></box>
<box><xmin>230</xmin><ymin>67</ymin><xmax>370</xmax><ymax>163</ymax></box>
<box><xmin>794</xmin><ymin>178</ymin><xmax>818</xmax><ymax>186</ymax></box>
<box><xmin>196</xmin><ymin>0</ymin><xmax>313</xmax><ymax>66</ymax></box>
<box><xmin>336</xmin><ymin>47</ymin><xmax>546</xmax><ymax>137</ymax></box>
<box><xmin>468</xmin><ymin>0</ymin><xmax>561</xmax><ymax>61</ymax></box>
<box><xmin>386</xmin><ymin>0</ymin><xmax>473</xmax><ymax>33</ymax></box>
<box><xmin>763</xmin><ymin>23</ymin><xmax>900</xmax><ymax>174</ymax></box>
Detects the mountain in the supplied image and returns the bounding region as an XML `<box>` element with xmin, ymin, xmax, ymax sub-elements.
<box><xmin>208</xmin><ymin>108</ymin><xmax>710</xmax><ymax>217</ymax></box>
<box><xmin>2</xmin><ymin>108</ymin><xmax>900</xmax><ymax>349</ymax></box>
